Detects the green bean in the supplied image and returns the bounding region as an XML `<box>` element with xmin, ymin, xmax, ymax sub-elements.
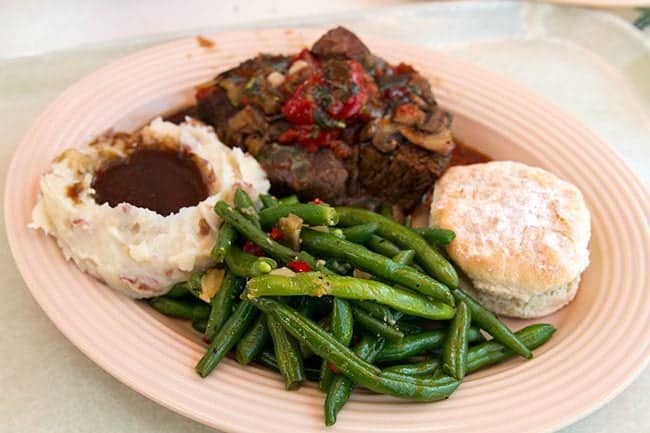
<box><xmin>304</xmin><ymin>315</ymin><xmax>331</xmax><ymax>360</ymax></box>
<box><xmin>324</xmin><ymin>258</ymin><xmax>353</xmax><ymax>275</ymax></box>
<box><xmin>442</xmin><ymin>301</ymin><xmax>471</xmax><ymax>380</ymax></box>
<box><xmin>205</xmin><ymin>271</ymin><xmax>246</xmax><ymax>339</ymax></box>
<box><xmin>295</xmin><ymin>296</ymin><xmax>318</xmax><ymax>318</ymax></box>
<box><xmin>256</xmin><ymin>351</ymin><xmax>321</xmax><ymax>382</ymax></box>
<box><xmin>393</xmin><ymin>249</ymin><xmax>415</xmax><ymax>266</ymax></box>
<box><xmin>235</xmin><ymin>314</ymin><xmax>270</xmax><ymax>365</ymax></box>
<box><xmin>352</xmin><ymin>307</ymin><xmax>404</xmax><ymax>342</ymax></box>
<box><xmin>224</xmin><ymin>245</ymin><xmax>277</xmax><ymax>277</ymax></box>
<box><xmin>467</xmin><ymin>324</ymin><xmax>555</xmax><ymax>374</ymax></box>
<box><xmin>376</xmin><ymin>327</ymin><xmax>485</xmax><ymax>363</ymax></box>
<box><xmin>278</xmin><ymin>195</ymin><xmax>300</xmax><ymax>206</ymax></box>
<box><xmin>266</xmin><ymin>314</ymin><xmax>305</xmax><ymax>390</ymax></box>
<box><xmin>258</xmin><ymin>204</ymin><xmax>339</xmax><ymax>228</ymax></box>
<box><xmin>210</xmin><ymin>223</ymin><xmax>237</xmax><ymax>263</ymax></box>
<box><xmin>149</xmin><ymin>297</ymin><xmax>210</xmax><ymax>321</ymax></box>
<box><xmin>300</xmin><ymin>229</ymin><xmax>454</xmax><ymax>305</ymax></box>
<box><xmin>166</xmin><ymin>283</ymin><xmax>190</xmax><ymax>298</ymax></box>
<box><xmin>214</xmin><ymin>201</ymin><xmax>297</xmax><ymax>263</ymax></box>
<box><xmin>184</xmin><ymin>271</ymin><xmax>204</xmax><ymax>299</ymax></box>
<box><xmin>341</xmin><ymin>223</ymin><xmax>379</xmax><ymax>243</ymax></box>
<box><xmin>383</xmin><ymin>359</ymin><xmax>440</xmax><ymax>377</ymax></box>
<box><xmin>325</xmin><ymin>335</ymin><xmax>384</xmax><ymax>425</ymax></box>
<box><xmin>366</xmin><ymin>235</ymin><xmax>401</xmax><ymax>258</ymax></box>
<box><xmin>336</xmin><ymin>207</ymin><xmax>459</xmax><ymax>288</ymax></box>
<box><xmin>195</xmin><ymin>301</ymin><xmax>258</xmax><ymax>377</ymax></box>
<box><xmin>412</xmin><ymin>227</ymin><xmax>456</xmax><ymax>246</ymax></box>
<box><xmin>332</xmin><ymin>299</ymin><xmax>354</xmax><ymax>345</ymax></box>
<box><xmin>259</xmin><ymin>194</ymin><xmax>279</xmax><ymax>209</ymax></box>
<box><xmin>234</xmin><ymin>188</ymin><xmax>261</xmax><ymax>229</ymax></box>
<box><xmin>395</xmin><ymin>320</ymin><xmax>423</xmax><ymax>335</ymax></box>
<box><xmin>320</xmin><ymin>298</ymin><xmax>354</xmax><ymax>392</ymax></box>
<box><xmin>252</xmin><ymin>297</ymin><xmax>460</xmax><ymax>401</ymax></box>
<box><xmin>380</xmin><ymin>205</ymin><xmax>395</xmax><ymax>220</ymax></box>
<box><xmin>245</xmin><ymin>272</ymin><xmax>454</xmax><ymax>320</ymax></box>
<box><xmin>319</xmin><ymin>359</ymin><xmax>335</xmax><ymax>393</ymax></box>
<box><xmin>452</xmin><ymin>288</ymin><xmax>532</xmax><ymax>359</ymax></box>
<box><xmin>191</xmin><ymin>318</ymin><xmax>207</xmax><ymax>334</ymax></box>
<box><xmin>354</xmin><ymin>300</ymin><xmax>400</xmax><ymax>325</ymax></box>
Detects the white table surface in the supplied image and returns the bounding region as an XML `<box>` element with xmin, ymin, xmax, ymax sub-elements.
<box><xmin>1</xmin><ymin>1</ymin><xmax>648</xmax><ymax>432</ymax></box>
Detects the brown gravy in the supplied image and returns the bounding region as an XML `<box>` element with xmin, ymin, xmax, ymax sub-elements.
<box><xmin>92</xmin><ymin>149</ymin><xmax>208</xmax><ymax>216</ymax></box>
<box><xmin>449</xmin><ymin>140</ymin><xmax>492</xmax><ymax>167</ymax></box>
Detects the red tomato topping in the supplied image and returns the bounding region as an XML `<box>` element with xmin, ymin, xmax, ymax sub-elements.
<box><xmin>287</xmin><ymin>260</ymin><xmax>311</xmax><ymax>273</ymax></box>
<box><xmin>311</xmin><ymin>198</ymin><xmax>324</xmax><ymax>204</ymax></box>
<box><xmin>269</xmin><ymin>227</ymin><xmax>284</xmax><ymax>241</ymax></box>
<box><xmin>327</xmin><ymin>61</ymin><xmax>374</xmax><ymax>121</ymax></box>
<box><xmin>394</xmin><ymin>103</ymin><xmax>420</xmax><ymax>118</ymax></box>
<box><xmin>281</xmin><ymin>82</ymin><xmax>317</xmax><ymax>125</ymax></box>
<box><xmin>242</xmin><ymin>240</ymin><xmax>264</xmax><ymax>257</ymax></box>
<box><xmin>278</xmin><ymin>125</ymin><xmax>341</xmax><ymax>153</ymax></box>
<box><xmin>394</xmin><ymin>62</ymin><xmax>416</xmax><ymax>74</ymax></box>
<box><xmin>279</xmin><ymin>57</ymin><xmax>377</xmax><ymax>155</ymax></box>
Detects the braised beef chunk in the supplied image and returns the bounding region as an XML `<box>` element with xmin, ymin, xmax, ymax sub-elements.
<box><xmin>311</xmin><ymin>26</ymin><xmax>370</xmax><ymax>60</ymax></box>
<box><xmin>257</xmin><ymin>143</ymin><xmax>348</xmax><ymax>203</ymax></box>
<box><xmin>195</xmin><ymin>27</ymin><xmax>456</xmax><ymax>210</ymax></box>
<box><xmin>359</xmin><ymin>142</ymin><xmax>451</xmax><ymax>209</ymax></box>
<box><xmin>196</xmin><ymin>86</ymin><xmax>237</xmax><ymax>141</ymax></box>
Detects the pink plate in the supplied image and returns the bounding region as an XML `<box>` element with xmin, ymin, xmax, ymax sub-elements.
<box><xmin>5</xmin><ymin>29</ymin><xmax>650</xmax><ymax>433</ymax></box>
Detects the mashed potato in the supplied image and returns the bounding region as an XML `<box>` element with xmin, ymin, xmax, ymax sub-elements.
<box><xmin>31</xmin><ymin>118</ymin><xmax>269</xmax><ymax>298</ymax></box>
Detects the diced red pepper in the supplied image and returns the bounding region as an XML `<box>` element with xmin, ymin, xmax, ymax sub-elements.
<box><xmin>328</xmin><ymin>362</ymin><xmax>340</xmax><ymax>374</ymax></box>
<box><xmin>269</xmin><ymin>226</ymin><xmax>284</xmax><ymax>241</ymax></box>
<box><xmin>242</xmin><ymin>240</ymin><xmax>264</xmax><ymax>257</ymax></box>
<box><xmin>311</xmin><ymin>198</ymin><xmax>324</xmax><ymax>205</ymax></box>
<box><xmin>287</xmin><ymin>260</ymin><xmax>311</xmax><ymax>273</ymax></box>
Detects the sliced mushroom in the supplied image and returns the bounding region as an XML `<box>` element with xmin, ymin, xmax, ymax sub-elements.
<box><xmin>244</xmin><ymin>135</ymin><xmax>265</xmax><ymax>156</ymax></box>
<box><xmin>359</xmin><ymin>119</ymin><xmax>378</xmax><ymax>141</ymax></box>
<box><xmin>398</xmin><ymin>126</ymin><xmax>454</xmax><ymax>154</ymax></box>
<box><xmin>371</xmin><ymin>117</ymin><xmax>400</xmax><ymax>153</ymax></box>
<box><xmin>227</xmin><ymin>105</ymin><xmax>266</xmax><ymax>134</ymax></box>
<box><xmin>418</xmin><ymin>110</ymin><xmax>451</xmax><ymax>133</ymax></box>
<box><xmin>218</xmin><ymin>78</ymin><xmax>243</xmax><ymax>107</ymax></box>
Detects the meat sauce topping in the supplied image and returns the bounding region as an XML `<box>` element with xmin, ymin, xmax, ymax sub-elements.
<box><xmin>92</xmin><ymin>149</ymin><xmax>208</xmax><ymax>216</ymax></box>
<box><xmin>187</xmin><ymin>27</ymin><xmax>477</xmax><ymax>210</ymax></box>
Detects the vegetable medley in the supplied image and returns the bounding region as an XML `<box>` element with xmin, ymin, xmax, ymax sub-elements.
<box><xmin>149</xmin><ymin>189</ymin><xmax>555</xmax><ymax>426</ymax></box>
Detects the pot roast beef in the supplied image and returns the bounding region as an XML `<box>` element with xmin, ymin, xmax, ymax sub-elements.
<box><xmin>193</xmin><ymin>27</ymin><xmax>455</xmax><ymax>210</ymax></box>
